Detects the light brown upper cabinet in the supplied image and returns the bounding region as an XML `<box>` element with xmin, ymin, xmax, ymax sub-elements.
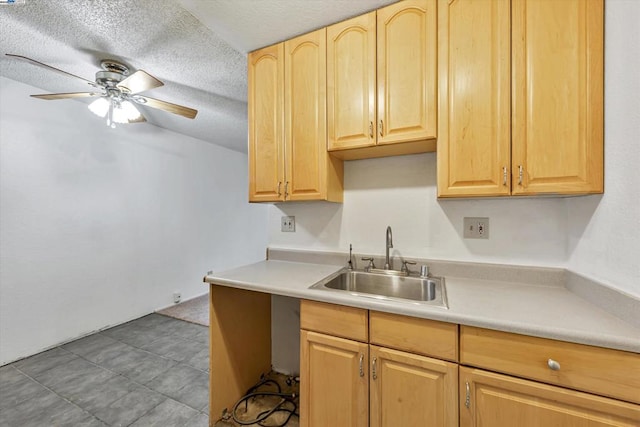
<box><xmin>437</xmin><ymin>0</ymin><xmax>604</xmax><ymax>197</ymax></box>
<box><xmin>327</xmin><ymin>0</ymin><xmax>437</xmax><ymax>160</ymax></box>
<box><xmin>248</xmin><ymin>30</ymin><xmax>343</xmax><ymax>203</ymax></box>
<box><xmin>248</xmin><ymin>44</ymin><xmax>284</xmax><ymax>202</ymax></box>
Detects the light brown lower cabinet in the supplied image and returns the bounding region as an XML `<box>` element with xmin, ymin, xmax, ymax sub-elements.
<box><xmin>300</xmin><ymin>300</ymin><xmax>458</xmax><ymax>427</ymax></box>
<box><xmin>370</xmin><ymin>345</ymin><xmax>458</xmax><ymax>427</ymax></box>
<box><xmin>300</xmin><ymin>331</ymin><xmax>368</xmax><ymax>427</ymax></box>
<box><xmin>460</xmin><ymin>367</ymin><xmax>640</xmax><ymax>426</ymax></box>
<box><xmin>299</xmin><ymin>301</ymin><xmax>640</xmax><ymax>427</ymax></box>
<box><xmin>300</xmin><ymin>331</ymin><xmax>458</xmax><ymax>427</ymax></box>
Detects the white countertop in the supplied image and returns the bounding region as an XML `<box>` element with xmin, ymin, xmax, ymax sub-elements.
<box><xmin>204</xmin><ymin>260</ymin><xmax>640</xmax><ymax>353</ymax></box>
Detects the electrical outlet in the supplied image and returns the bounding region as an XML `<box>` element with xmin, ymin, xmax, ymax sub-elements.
<box><xmin>173</xmin><ymin>292</ymin><xmax>181</xmax><ymax>304</ymax></box>
<box><xmin>281</xmin><ymin>216</ymin><xmax>295</xmax><ymax>232</ymax></box>
<box><xmin>463</xmin><ymin>217</ymin><xmax>490</xmax><ymax>239</ymax></box>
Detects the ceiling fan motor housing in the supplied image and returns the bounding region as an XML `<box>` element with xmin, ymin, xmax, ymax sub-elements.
<box><xmin>95</xmin><ymin>60</ymin><xmax>130</xmax><ymax>88</ymax></box>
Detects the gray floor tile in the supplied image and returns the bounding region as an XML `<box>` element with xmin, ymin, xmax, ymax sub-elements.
<box><xmin>91</xmin><ymin>387</ymin><xmax>166</xmax><ymax>426</ymax></box>
<box><xmin>129</xmin><ymin>399</ymin><xmax>199</xmax><ymax>427</ymax></box>
<box><xmin>1</xmin><ymin>314</ymin><xmax>210</xmax><ymax>427</ymax></box>
<box><xmin>142</xmin><ymin>334</ymin><xmax>207</xmax><ymax>363</ymax></box>
<box><xmin>0</xmin><ymin>388</ymin><xmax>71</xmax><ymax>427</ymax></box>
<box><xmin>35</xmin><ymin>357</ymin><xmax>111</xmax><ymax>389</ymax></box>
<box><xmin>62</xmin><ymin>333</ymin><xmax>121</xmax><ymax>358</ymax></box>
<box><xmin>61</xmin><ymin>373</ymin><xmax>140</xmax><ymax>413</ymax></box>
<box><xmin>80</xmin><ymin>338</ymin><xmax>134</xmax><ymax>365</ymax></box>
<box><xmin>13</xmin><ymin>347</ymin><xmax>78</xmax><ymax>378</ymax></box>
<box><xmin>154</xmin><ymin>318</ymin><xmax>207</xmax><ymax>340</ymax></box>
<box><xmin>99</xmin><ymin>346</ymin><xmax>176</xmax><ymax>384</ymax></box>
<box><xmin>0</xmin><ymin>369</ymin><xmax>51</xmax><ymax>411</ymax></box>
<box><xmin>192</xmin><ymin>327</ymin><xmax>209</xmax><ymax>345</ymax></box>
<box><xmin>146</xmin><ymin>364</ymin><xmax>209</xmax><ymax>410</ymax></box>
<box><xmin>184</xmin><ymin>412</ymin><xmax>209</xmax><ymax>427</ymax></box>
<box><xmin>184</xmin><ymin>347</ymin><xmax>209</xmax><ymax>372</ymax></box>
<box><xmin>0</xmin><ymin>365</ymin><xmax>24</xmax><ymax>387</ymax></box>
<box><xmin>102</xmin><ymin>322</ymin><xmax>167</xmax><ymax>348</ymax></box>
<box><xmin>127</xmin><ymin>313</ymin><xmax>174</xmax><ymax>329</ymax></box>
<box><xmin>48</xmin><ymin>403</ymin><xmax>109</xmax><ymax>427</ymax></box>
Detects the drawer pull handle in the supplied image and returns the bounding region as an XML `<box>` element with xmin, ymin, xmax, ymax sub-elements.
<box><xmin>547</xmin><ymin>359</ymin><xmax>561</xmax><ymax>371</ymax></box>
<box><xmin>359</xmin><ymin>354</ymin><xmax>364</xmax><ymax>377</ymax></box>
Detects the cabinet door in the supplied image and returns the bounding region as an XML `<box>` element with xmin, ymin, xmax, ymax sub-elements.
<box><xmin>327</xmin><ymin>12</ymin><xmax>376</xmax><ymax>151</ymax></box>
<box><xmin>248</xmin><ymin>44</ymin><xmax>284</xmax><ymax>202</ymax></box>
<box><xmin>300</xmin><ymin>330</ymin><xmax>369</xmax><ymax>427</ymax></box>
<box><xmin>460</xmin><ymin>367</ymin><xmax>640</xmax><ymax>427</ymax></box>
<box><xmin>437</xmin><ymin>0</ymin><xmax>511</xmax><ymax>197</ymax></box>
<box><xmin>512</xmin><ymin>0</ymin><xmax>604</xmax><ymax>195</ymax></box>
<box><xmin>370</xmin><ymin>346</ymin><xmax>458</xmax><ymax>427</ymax></box>
<box><xmin>377</xmin><ymin>0</ymin><xmax>437</xmax><ymax>145</ymax></box>
<box><xmin>284</xmin><ymin>29</ymin><xmax>329</xmax><ymax>201</ymax></box>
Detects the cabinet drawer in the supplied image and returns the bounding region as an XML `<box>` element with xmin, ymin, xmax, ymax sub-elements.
<box><xmin>370</xmin><ymin>311</ymin><xmax>458</xmax><ymax>362</ymax></box>
<box><xmin>300</xmin><ymin>300</ymin><xmax>368</xmax><ymax>342</ymax></box>
<box><xmin>460</xmin><ymin>326</ymin><xmax>640</xmax><ymax>404</ymax></box>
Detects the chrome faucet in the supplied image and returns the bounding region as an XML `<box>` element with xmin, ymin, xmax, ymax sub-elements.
<box><xmin>384</xmin><ymin>226</ymin><xmax>393</xmax><ymax>270</ymax></box>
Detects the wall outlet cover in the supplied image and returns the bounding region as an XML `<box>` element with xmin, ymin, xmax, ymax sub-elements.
<box><xmin>281</xmin><ymin>216</ymin><xmax>295</xmax><ymax>232</ymax></box>
<box><xmin>463</xmin><ymin>217</ymin><xmax>489</xmax><ymax>239</ymax></box>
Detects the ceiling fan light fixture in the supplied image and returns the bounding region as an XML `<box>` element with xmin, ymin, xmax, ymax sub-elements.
<box><xmin>88</xmin><ymin>97</ymin><xmax>110</xmax><ymax>117</ymax></box>
<box><xmin>113</xmin><ymin>100</ymin><xmax>142</xmax><ymax>124</ymax></box>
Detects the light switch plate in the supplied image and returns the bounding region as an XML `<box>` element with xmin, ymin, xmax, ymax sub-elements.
<box><xmin>281</xmin><ymin>216</ymin><xmax>295</xmax><ymax>232</ymax></box>
<box><xmin>463</xmin><ymin>217</ymin><xmax>489</xmax><ymax>239</ymax></box>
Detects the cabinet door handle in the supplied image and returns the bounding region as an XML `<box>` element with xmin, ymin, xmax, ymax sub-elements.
<box><xmin>369</xmin><ymin>121</ymin><xmax>374</xmax><ymax>138</ymax></box>
<box><xmin>547</xmin><ymin>359</ymin><xmax>561</xmax><ymax>371</ymax></box>
<box><xmin>372</xmin><ymin>357</ymin><xmax>378</xmax><ymax>380</ymax></box>
<box><xmin>378</xmin><ymin>120</ymin><xmax>383</xmax><ymax>137</ymax></box>
<box><xmin>465</xmin><ymin>381</ymin><xmax>471</xmax><ymax>408</ymax></box>
<box><xmin>502</xmin><ymin>167</ymin><xmax>508</xmax><ymax>186</ymax></box>
<box><xmin>284</xmin><ymin>181</ymin><xmax>289</xmax><ymax>198</ymax></box>
<box><xmin>277</xmin><ymin>181</ymin><xmax>282</xmax><ymax>196</ymax></box>
<box><xmin>518</xmin><ymin>165</ymin><xmax>524</xmax><ymax>185</ymax></box>
<box><xmin>359</xmin><ymin>354</ymin><xmax>364</xmax><ymax>377</ymax></box>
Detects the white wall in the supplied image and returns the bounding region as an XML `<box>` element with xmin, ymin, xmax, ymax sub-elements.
<box><xmin>0</xmin><ymin>77</ymin><xmax>269</xmax><ymax>364</ymax></box>
<box><xmin>269</xmin><ymin>154</ymin><xmax>567</xmax><ymax>267</ymax></box>
<box><xmin>566</xmin><ymin>0</ymin><xmax>640</xmax><ymax>298</ymax></box>
<box><xmin>269</xmin><ymin>0</ymin><xmax>640</xmax><ymax>298</ymax></box>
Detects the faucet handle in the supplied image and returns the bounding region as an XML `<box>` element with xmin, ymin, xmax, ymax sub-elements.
<box><xmin>361</xmin><ymin>257</ymin><xmax>375</xmax><ymax>271</ymax></box>
<box><xmin>401</xmin><ymin>260</ymin><xmax>416</xmax><ymax>274</ymax></box>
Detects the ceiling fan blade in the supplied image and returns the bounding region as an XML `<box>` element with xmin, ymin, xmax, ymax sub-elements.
<box><xmin>136</xmin><ymin>96</ymin><xmax>198</xmax><ymax>119</ymax></box>
<box><xmin>31</xmin><ymin>92</ymin><xmax>102</xmax><ymax>100</ymax></box>
<box><xmin>6</xmin><ymin>54</ymin><xmax>98</xmax><ymax>88</ymax></box>
<box><xmin>116</xmin><ymin>70</ymin><xmax>163</xmax><ymax>94</ymax></box>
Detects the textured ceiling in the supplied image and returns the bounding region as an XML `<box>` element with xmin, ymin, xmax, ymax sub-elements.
<box><xmin>0</xmin><ymin>0</ymin><xmax>397</xmax><ymax>153</ymax></box>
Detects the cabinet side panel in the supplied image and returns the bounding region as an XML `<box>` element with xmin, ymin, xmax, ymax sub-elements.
<box><xmin>209</xmin><ymin>286</ymin><xmax>271</xmax><ymax>419</ymax></box>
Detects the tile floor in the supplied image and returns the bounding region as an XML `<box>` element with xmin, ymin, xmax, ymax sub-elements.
<box><xmin>0</xmin><ymin>314</ymin><xmax>209</xmax><ymax>427</ymax></box>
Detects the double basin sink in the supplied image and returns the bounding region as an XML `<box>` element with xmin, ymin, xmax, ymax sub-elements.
<box><xmin>310</xmin><ymin>269</ymin><xmax>448</xmax><ymax>308</ymax></box>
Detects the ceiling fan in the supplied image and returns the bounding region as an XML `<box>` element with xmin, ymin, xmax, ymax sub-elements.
<box><xmin>5</xmin><ymin>53</ymin><xmax>198</xmax><ymax>127</ymax></box>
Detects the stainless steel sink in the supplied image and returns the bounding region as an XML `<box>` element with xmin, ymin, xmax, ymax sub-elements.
<box><xmin>310</xmin><ymin>270</ymin><xmax>448</xmax><ymax>308</ymax></box>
